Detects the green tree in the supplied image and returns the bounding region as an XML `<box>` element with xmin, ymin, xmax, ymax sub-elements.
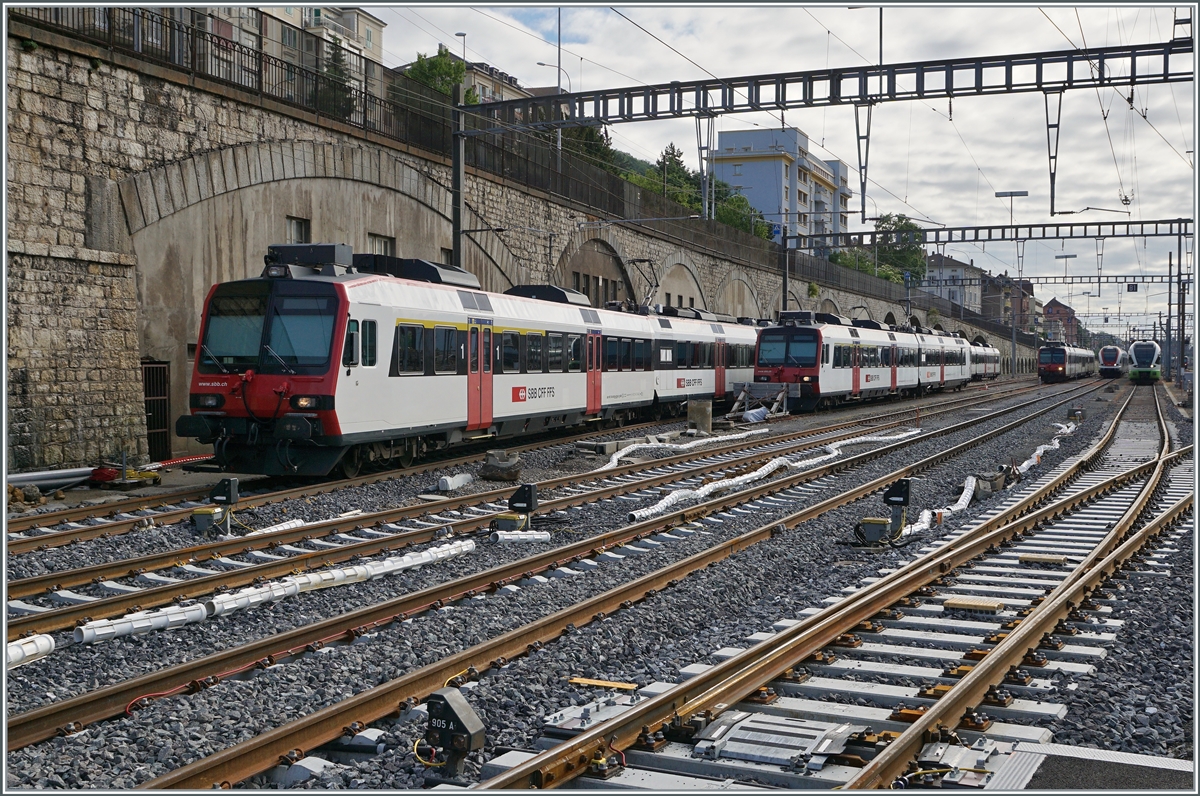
<box><xmin>404</xmin><ymin>45</ymin><xmax>479</xmax><ymax>103</ymax></box>
<box><xmin>829</xmin><ymin>247</ymin><xmax>905</xmax><ymax>284</ymax></box>
<box><xmin>874</xmin><ymin>213</ymin><xmax>927</xmax><ymax>280</ymax></box>
<box><xmin>312</xmin><ymin>36</ymin><xmax>356</xmax><ymax>120</ymax></box>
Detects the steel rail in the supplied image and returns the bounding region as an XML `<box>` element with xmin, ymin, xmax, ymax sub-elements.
<box><xmin>124</xmin><ymin>384</ymin><xmax>1099</xmax><ymax>787</ymax></box>
<box><xmin>6</xmin><ymin>383</ymin><xmax>1081</xmax><ymax>749</ymax></box>
<box><xmin>5</xmin><ymin>384</ymin><xmax>1050</xmax><ymax>631</ymax></box>
<box><xmin>7</xmin><ymin>382</ymin><xmax>1033</xmax><ymax>548</ymax></box>
<box><xmin>5</xmin><ymin>419</ymin><xmax>668</xmax><ymax>544</ymax></box>
<box><xmin>476</xmin><ymin>387</ymin><xmax>1173</xmax><ymax>789</ymax></box>
<box><xmin>843</xmin><ymin>387</ymin><xmax>1179</xmax><ymax>789</ymax></box>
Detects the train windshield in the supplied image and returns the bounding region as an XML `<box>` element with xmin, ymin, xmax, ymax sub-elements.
<box><xmin>199</xmin><ymin>281</ymin><xmax>338</xmax><ymax>374</ymax></box>
<box><xmin>757</xmin><ymin>331</ymin><xmax>818</xmax><ymax>367</ymax></box>
<box><xmin>1039</xmin><ymin>348</ymin><xmax>1065</xmax><ymax>364</ymax></box>
<box><xmin>1131</xmin><ymin>343</ymin><xmax>1158</xmax><ymax>366</ymax></box>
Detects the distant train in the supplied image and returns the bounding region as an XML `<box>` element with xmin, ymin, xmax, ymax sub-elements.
<box><xmin>177</xmin><ymin>244</ymin><xmax>759</xmax><ymax>477</ymax></box>
<box><xmin>1128</xmin><ymin>340</ymin><xmax>1162</xmax><ymax>384</ymax></box>
<box><xmin>1037</xmin><ymin>342</ymin><xmax>1096</xmax><ymax>383</ymax></box>
<box><xmin>1098</xmin><ymin>345</ymin><xmax>1130</xmax><ymax>378</ymax></box>
<box><xmin>751</xmin><ymin>311</ymin><xmax>989</xmax><ymax>412</ymax></box>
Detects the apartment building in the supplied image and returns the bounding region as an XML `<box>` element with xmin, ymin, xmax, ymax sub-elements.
<box><xmin>710</xmin><ymin>128</ymin><xmax>852</xmax><ymax>246</ymax></box>
<box><xmin>921</xmin><ymin>253</ymin><xmax>984</xmax><ymax>314</ymax></box>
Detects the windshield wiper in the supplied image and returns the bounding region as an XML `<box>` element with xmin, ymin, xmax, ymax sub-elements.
<box><xmin>262</xmin><ymin>344</ymin><xmax>296</xmax><ymax>374</ymax></box>
<box><xmin>200</xmin><ymin>344</ymin><xmax>230</xmax><ymax>374</ymax></box>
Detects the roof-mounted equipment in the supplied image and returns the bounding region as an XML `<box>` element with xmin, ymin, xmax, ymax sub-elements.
<box><xmin>352</xmin><ymin>255</ymin><xmax>481</xmax><ymax>289</ymax></box>
<box><xmin>503</xmin><ymin>285</ymin><xmax>591</xmax><ymax>306</ymax></box>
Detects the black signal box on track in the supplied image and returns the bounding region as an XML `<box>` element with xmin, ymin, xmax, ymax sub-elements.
<box><xmin>883</xmin><ymin>479</ymin><xmax>911</xmax><ymax>507</ymax></box>
<box><xmin>509</xmin><ymin>483</ymin><xmax>538</xmax><ymax>513</ymax></box>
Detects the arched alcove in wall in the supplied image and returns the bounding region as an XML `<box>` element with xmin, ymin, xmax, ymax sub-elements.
<box><xmin>714</xmin><ymin>272</ymin><xmax>761</xmax><ymax>318</ymax></box>
<box><xmin>555</xmin><ymin>238</ymin><xmax>633</xmax><ymax>307</ymax></box>
<box><xmin>820</xmin><ymin>298</ymin><xmax>841</xmax><ymax>315</ymax></box>
<box><xmin>658</xmin><ymin>263</ymin><xmax>707</xmax><ymax>310</ymax></box>
<box><xmin>883</xmin><ymin>311</ymin><xmax>898</xmax><ymax>326</ymax></box>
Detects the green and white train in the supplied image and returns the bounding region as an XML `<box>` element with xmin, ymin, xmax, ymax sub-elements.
<box><xmin>1127</xmin><ymin>340</ymin><xmax>1162</xmax><ymax>384</ymax></box>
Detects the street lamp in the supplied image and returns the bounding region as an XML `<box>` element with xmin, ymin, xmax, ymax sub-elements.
<box><xmin>454</xmin><ymin>31</ymin><xmax>466</xmax><ymax>64</ymax></box>
<box><xmin>994</xmin><ymin>190</ymin><xmax>1028</xmax><ymax>227</ymax></box>
<box><xmin>535</xmin><ymin>62</ymin><xmax>572</xmax><ymax>92</ymax></box>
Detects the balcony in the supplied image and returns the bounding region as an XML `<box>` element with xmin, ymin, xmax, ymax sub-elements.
<box><xmin>302</xmin><ymin>12</ymin><xmax>362</xmax><ymax>46</ymax></box>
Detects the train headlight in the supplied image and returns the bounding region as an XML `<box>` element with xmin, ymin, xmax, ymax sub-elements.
<box><xmin>265</xmin><ymin>265</ymin><xmax>290</xmax><ymax>278</ymax></box>
<box><xmin>290</xmin><ymin>395</ymin><xmax>323</xmax><ymax>410</ymax></box>
<box><xmin>193</xmin><ymin>394</ymin><xmax>224</xmax><ymax>408</ymax></box>
<box><xmin>802</xmin><ymin>376</ymin><xmax>811</xmax><ymax>382</ymax></box>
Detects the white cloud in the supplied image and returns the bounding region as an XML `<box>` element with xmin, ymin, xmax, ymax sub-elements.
<box><xmin>371</xmin><ymin>4</ymin><xmax>1194</xmax><ymax>324</ymax></box>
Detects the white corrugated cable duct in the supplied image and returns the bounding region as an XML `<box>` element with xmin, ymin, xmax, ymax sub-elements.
<box><xmin>593</xmin><ymin>428</ymin><xmax>773</xmax><ymax>472</ymax></box>
<box><xmin>896</xmin><ymin>475</ymin><xmax>979</xmax><ymax>539</ymax></box>
<box><xmin>73</xmin><ymin>540</ymin><xmax>476</xmax><ymax>645</ymax></box>
<box><xmin>6</xmin><ymin>634</ymin><xmax>55</xmax><ymax>669</ymax></box>
<box><xmin>628</xmin><ymin>429</ymin><xmax>923</xmax><ymax>522</ymax></box>
<box><xmin>73</xmin><ymin>603</ymin><xmax>209</xmax><ymax>644</ymax></box>
<box><xmin>490</xmin><ymin>530</ymin><xmax>553</xmax><ymax>543</ymax></box>
<box><xmin>1016</xmin><ymin>422</ymin><xmax>1076</xmax><ymax>474</ymax></box>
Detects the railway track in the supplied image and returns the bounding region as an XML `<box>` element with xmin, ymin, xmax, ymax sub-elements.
<box><xmin>5</xmin><ymin>380</ymin><xmax>1036</xmax><ymax>552</ymax></box>
<box><xmin>470</xmin><ymin>385</ymin><xmax>1193</xmax><ymax>790</ymax></box>
<box><xmin>7</xmin><ymin>384</ymin><xmax>1113</xmax><ymax>787</ymax></box>
<box><xmin>5</xmin><ymin>381</ymin><xmax>1060</xmax><ymax>640</ymax></box>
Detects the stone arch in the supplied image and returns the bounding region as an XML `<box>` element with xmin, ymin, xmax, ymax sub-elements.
<box><xmin>932</xmin><ymin>323</ymin><xmax>946</xmax><ymax>332</ymax></box>
<box><xmin>883</xmin><ymin>311</ymin><xmax>898</xmax><ymax>326</ymax></box>
<box><xmin>713</xmin><ymin>270</ymin><xmax>762</xmax><ymax>318</ymax></box>
<box><xmin>955</xmin><ymin>328</ymin><xmax>970</xmax><ymax>340</ymax></box>
<box><xmin>820</xmin><ymin>298</ymin><xmax>841</xmax><ymax>315</ymax></box>
<box><xmin>848</xmin><ymin>305</ymin><xmax>873</xmax><ymax>320</ymax></box>
<box><xmin>554</xmin><ymin>236</ymin><xmax>634</xmax><ymax>307</ymax></box>
<box><xmin>658</xmin><ymin>261</ymin><xmax>708</xmax><ymax>310</ymax></box>
<box><xmin>116</xmin><ymin>140</ymin><xmax>525</xmax><ymax>290</ymax></box>
<box><xmin>973</xmin><ymin>335</ymin><xmax>989</xmax><ymax>346</ymax></box>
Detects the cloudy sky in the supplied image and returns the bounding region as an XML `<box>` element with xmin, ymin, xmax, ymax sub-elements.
<box><xmin>369</xmin><ymin>4</ymin><xmax>1195</xmax><ymax>332</ymax></box>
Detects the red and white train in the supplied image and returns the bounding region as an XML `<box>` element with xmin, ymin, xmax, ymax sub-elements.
<box><xmin>177</xmin><ymin>244</ymin><xmax>758</xmax><ymax>476</ymax></box>
<box><xmin>1098</xmin><ymin>345</ymin><xmax>1130</xmax><ymax>378</ymax></box>
<box><xmin>1037</xmin><ymin>342</ymin><xmax>1097</xmax><ymax>382</ymax></box>
<box><xmin>751</xmin><ymin>311</ymin><xmax>989</xmax><ymax>412</ymax></box>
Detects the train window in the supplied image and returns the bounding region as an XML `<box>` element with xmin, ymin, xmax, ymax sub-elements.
<box><xmin>567</xmin><ymin>335</ymin><xmax>582</xmax><ymax>372</ymax></box>
<box><xmin>470</xmin><ymin>328</ymin><xmax>479</xmax><ymax>373</ymax></box>
<box><xmin>548</xmin><ymin>334</ymin><xmax>564</xmax><ymax>371</ymax></box>
<box><xmin>527</xmin><ymin>333</ymin><xmax>543</xmax><ymax>372</ymax></box>
<box><xmin>605</xmin><ymin>337</ymin><xmax>618</xmax><ymax>371</ymax></box>
<box><xmin>702</xmin><ymin>343</ymin><xmax>713</xmax><ymax>368</ymax></box>
<box><xmin>361</xmin><ymin>321</ymin><xmax>377</xmax><ymax>367</ymax></box>
<box><xmin>634</xmin><ymin>339</ymin><xmax>646</xmax><ymax>370</ymax></box>
<box><xmin>660</xmin><ymin>343</ymin><xmax>674</xmax><ymax>366</ymax></box>
<box><xmin>433</xmin><ymin>327</ymin><xmax>457</xmax><ymax>373</ymax></box>
<box><xmin>389</xmin><ymin>324</ymin><xmax>423</xmax><ymax>375</ymax></box>
<box><xmin>687</xmin><ymin>342</ymin><xmax>699</xmax><ymax>368</ymax></box>
<box><xmin>501</xmin><ymin>332</ymin><xmax>520</xmax><ymax>372</ymax></box>
<box><xmin>483</xmin><ymin>329</ymin><xmax>492</xmax><ymax>373</ymax></box>
<box><xmin>881</xmin><ymin>347</ymin><xmax>891</xmax><ymax>367</ymax></box>
<box><xmin>620</xmin><ymin>338</ymin><xmax>632</xmax><ymax>370</ymax></box>
<box><xmin>343</xmin><ymin>320</ymin><xmax>359</xmax><ymax>367</ymax></box>
<box><xmin>675</xmin><ymin>341</ymin><xmax>687</xmax><ymax>368</ymax></box>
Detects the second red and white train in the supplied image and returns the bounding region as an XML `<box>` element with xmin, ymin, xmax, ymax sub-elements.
<box><xmin>750</xmin><ymin>311</ymin><xmax>1002</xmax><ymax>412</ymax></box>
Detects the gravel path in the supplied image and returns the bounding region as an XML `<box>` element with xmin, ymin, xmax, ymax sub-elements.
<box><xmin>5</xmin><ymin>384</ymin><xmax>1117</xmax><ymax>788</ymax></box>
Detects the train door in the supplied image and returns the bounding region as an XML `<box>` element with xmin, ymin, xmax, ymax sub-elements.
<box><xmin>851</xmin><ymin>345</ymin><xmax>861</xmax><ymax>395</ymax></box>
<box><xmin>586</xmin><ymin>331</ymin><xmax>602</xmax><ymax>414</ymax></box>
<box><xmin>467</xmin><ymin>324</ymin><xmax>493</xmax><ymax>431</ymax></box>
<box><xmin>890</xmin><ymin>345</ymin><xmax>898</xmax><ymax>391</ymax></box>
<box><xmin>939</xmin><ymin>345</ymin><xmax>946</xmax><ymax>386</ymax></box>
<box><xmin>714</xmin><ymin>340</ymin><xmax>726</xmax><ymax>398</ymax></box>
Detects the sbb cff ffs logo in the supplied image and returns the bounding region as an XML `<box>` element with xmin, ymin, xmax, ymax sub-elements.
<box><xmin>512</xmin><ymin>386</ymin><xmax>555</xmax><ymax>402</ymax></box>
<box><xmin>677</xmin><ymin>377</ymin><xmax>703</xmax><ymax>389</ymax></box>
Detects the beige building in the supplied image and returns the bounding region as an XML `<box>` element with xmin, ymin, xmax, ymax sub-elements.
<box><xmin>258</xmin><ymin>7</ymin><xmax>386</xmax><ymax>65</ymax></box>
<box><xmin>920</xmin><ymin>253</ymin><xmax>985</xmax><ymax>314</ymax></box>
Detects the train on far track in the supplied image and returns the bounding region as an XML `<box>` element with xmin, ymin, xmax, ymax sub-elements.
<box><xmin>1127</xmin><ymin>340</ymin><xmax>1163</xmax><ymax>383</ymax></box>
<box><xmin>1037</xmin><ymin>341</ymin><xmax>1096</xmax><ymax>383</ymax></box>
<box><xmin>749</xmin><ymin>311</ymin><xmax>1000</xmax><ymax>412</ymax></box>
<box><xmin>177</xmin><ymin>244</ymin><xmax>759</xmax><ymax>477</ymax></box>
<box><xmin>1098</xmin><ymin>345</ymin><xmax>1130</xmax><ymax>378</ymax></box>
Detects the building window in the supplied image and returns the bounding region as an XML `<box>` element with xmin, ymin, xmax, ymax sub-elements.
<box><xmin>732</xmin><ymin>164</ymin><xmax>742</xmax><ymax>176</ymax></box>
<box><xmin>282</xmin><ymin>25</ymin><xmax>298</xmax><ymax>49</ymax></box>
<box><xmin>573</xmin><ymin>271</ymin><xmax>581</xmax><ymax>292</ymax></box>
<box><xmin>441</xmin><ymin>247</ymin><xmax>453</xmax><ymax>265</ymax></box>
<box><xmin>840</xmin><ymin>214</ymin><xmax>848</xmax><ymax>227</ymax></box>
<box><xmin>664</xmin><ymin>292</ymin><xmax>671</xmax><ymax>307</ymax></box>
<box><xmin>365</xmin><ymin>27</ymin><xmax>373</xmax><ymax>49</ymax></box>
<box><xmin>286</xmin><ymin>216</ymin><xmax>310</xmax><ymax>244</ymax></box>
<box><xmin>368</xmin><ymin>233</ymin><xmax>394</xmax><ymax>256</ymax></box>
<box><xmin>285</xmin><ymin>7</ymin><xmax>293</xmax><ymax>14</ymax></box>
<box><xmin>798</xmin><ymin>191</ymin><xmax>808</xmax><ymax>205</ymax></box>
<box><xmin>688</xmin><ymin>297</ymin><xmax>695</xmax><ymax>308</ymax></box>
<box><xmin>676</xmin><ymin>295</ymin><xmax>683</xmax><ymax>308</ymax></box>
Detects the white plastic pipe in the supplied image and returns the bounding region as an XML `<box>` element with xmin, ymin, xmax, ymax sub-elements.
<box><xmin>594</xmin><ymin>428</ymin><xmax>772</xmax><ymax>472</ymax></box>
<box><xmin>628</xmin><ymin>429</ymin><xmax>922</xmax><ymax>521</ymax></box>
<box><xmin>6</xmin><ymin>634</ymin><xmax>55</xmax><ymax>669</ymax></box>
<box><xmin>206</xmin><ymin>579</ymin><xmax>303</xmax><ymax>617</ymax></box>
<box><xmin>899</xmin><ymin>475</ymin><xmax>978</xmax><ymax>538</ymax></box>
<box><xmin>74</xmin><ymin>602</ymin><xmax>208</xmax><ymax>644</ymax></box>
<box><xmin>491</xmin><ymin>530</ymin><xmax>553</xmax><ymax>543</ymax></box>
<box><xmin>244</xmin><ymin>518</ymin><xmax>307</xmax><ymax>537</ymax></box>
